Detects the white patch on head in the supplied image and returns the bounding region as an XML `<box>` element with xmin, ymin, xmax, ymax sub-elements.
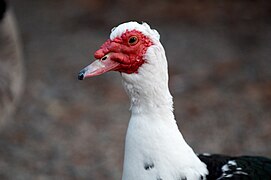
<box><xmin>217</xmin><ymin>160</ymin><xmax>248</xmax><ymax>180</ymax></box>
<box><xmin>110</xmin><ymin>21</ymin><xmax>160</xmax><ymax>43</ymax></box>
<box><xmin>202</xmin><ymin>153</ymin><xmax>211</xmax><ymax>156</ymax></box>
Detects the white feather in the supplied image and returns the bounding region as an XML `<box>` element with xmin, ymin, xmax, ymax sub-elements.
<box><xmin>110</xmin><ymin>21</ymin><xmax>160</xmax><ymax>42</ymax></box>
<box><xmin>111</xmin><ymin>22</ymin><xmax>208</xmax><ymax>180</ymax></box>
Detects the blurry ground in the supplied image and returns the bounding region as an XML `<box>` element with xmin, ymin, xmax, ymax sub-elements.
<box><xmin>0</xmin><ymin>0</ymin><xmax>271</xmax><ymax>179</ymax></box>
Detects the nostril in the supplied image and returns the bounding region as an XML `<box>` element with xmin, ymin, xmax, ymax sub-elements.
<box><xmin>101</xmin><ymin>55</ymin><xmax>107</xmax><ymax>61</ymax></box>
<box><xmin>78</xmin><ymin>70</ymin><xmax>85</xmax><ymax>80</ymax></box>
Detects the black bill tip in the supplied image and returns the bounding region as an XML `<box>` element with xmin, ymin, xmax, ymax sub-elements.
<box><xmin>78</xmin><ymin>70</ymin><xmax>85</xmax><ymax>80</ymax></box>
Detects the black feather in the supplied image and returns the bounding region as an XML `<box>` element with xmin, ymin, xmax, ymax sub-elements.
<box><xmin>0</xmin><ymin>0</ymin><xmax>7</xmax><ymax>21</ymax></box>
<box><xmin>198</xmin><ymin>154</ymin><xmax>271</xmax><ymax>179</ymax></box>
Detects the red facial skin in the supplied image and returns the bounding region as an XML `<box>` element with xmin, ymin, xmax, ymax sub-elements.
<box><xmin>94</xmin><ymin>30</ymin><xmax>153</xmax><ymax>74</ymax></box>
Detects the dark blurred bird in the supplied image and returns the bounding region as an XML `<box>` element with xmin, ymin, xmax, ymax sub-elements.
<box><xmin>0</xmin><ymin>0</ymin><xmax>24</xmax><ymax>126</ymax></box>
<box><xmin>79</xmin><ymin>21</ymin><xmax>271</xmax><ymax>180</ymax></box>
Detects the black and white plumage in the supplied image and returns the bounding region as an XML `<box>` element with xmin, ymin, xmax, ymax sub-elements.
<box><xmin>0</xmin><ymin>0</ymin><xmax>24</xmax><ymax>126</ymax></box>
<box><xmin>78</xmin><ymin>21</ymin><xmax>271</xmax><ymax>180</ymax></box>
<box><xmin>198</xmin><ymin>154</ymin><xmax>271</xmax><ymax>179</ymax></box>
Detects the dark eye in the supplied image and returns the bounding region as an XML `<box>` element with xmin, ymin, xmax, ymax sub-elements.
<box><xmin>128</xmin><ymin>36</ymin><xmax>138</xmax><ymax>45</ymax></box>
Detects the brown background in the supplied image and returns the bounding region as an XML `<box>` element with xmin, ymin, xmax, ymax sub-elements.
<box><xmin>1</xmin><ymin>0</ymin><xmax>271</xmax><ymax>179</ymax></box>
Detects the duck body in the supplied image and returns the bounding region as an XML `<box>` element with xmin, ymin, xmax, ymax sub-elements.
<box><xmin>79</xmin><ymin>21</ymin><xmax>271</xmax><ymax>180</ymax></box>
<box><xmin>120</xmin><ymin>41</ymin><xmax>207</xmax><ymax>179</ymax></box>
<box><xmin>123</xmin><ymin>110</ymin><xmax>207</xmax><ymax>180</ymax></box>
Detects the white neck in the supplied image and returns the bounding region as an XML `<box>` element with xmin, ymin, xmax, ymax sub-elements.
<box><xmin>121</xmin><ymin>44</ymin><xmax>208</xmax><ymax>180</ymax></box>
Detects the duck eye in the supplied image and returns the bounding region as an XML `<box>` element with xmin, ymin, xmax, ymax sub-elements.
<box><xmin>128</xmin><ymin>36</ymin><xmax>138</xmax><ymax>45</ymax></box>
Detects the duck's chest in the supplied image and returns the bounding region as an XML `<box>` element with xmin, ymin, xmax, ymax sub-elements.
<box><xmin>121</xmin><ymin>115</ymin><xmax>207</xmax><ymax>180</ymax></box>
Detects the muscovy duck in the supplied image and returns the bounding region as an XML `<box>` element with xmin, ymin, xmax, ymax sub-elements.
<box><xmin>78</xmin><ymin>21</ymin><xmax>271</xmax><ymax>180</ymax></box>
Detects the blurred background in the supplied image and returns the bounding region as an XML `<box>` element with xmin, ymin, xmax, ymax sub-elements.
<box><xmin>0</xmin><ymin>0</ymin><xmax>271</xmax><ymax>179</ymax></box>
